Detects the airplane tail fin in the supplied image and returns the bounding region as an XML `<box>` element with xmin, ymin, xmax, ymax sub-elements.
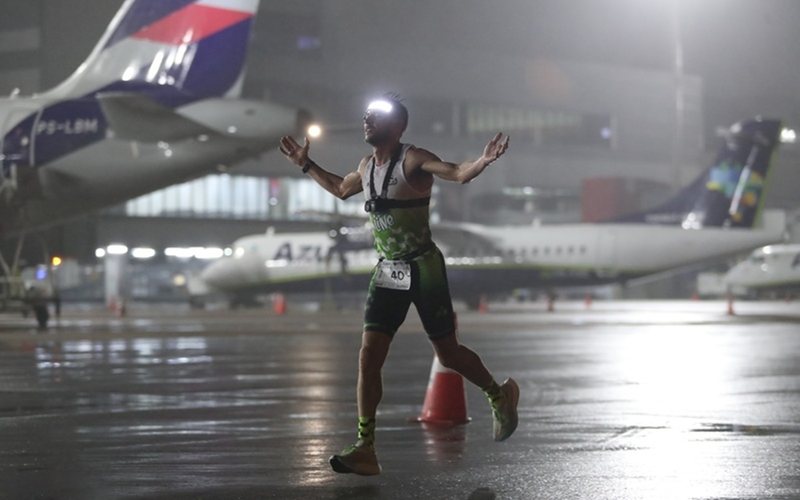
<box><xmin>614</xmin><ymin>118</ymin><xmax>783</xmax><ymax>228</ymax></box>
<box><xmin>46</xmin><ymin>0</ymin><xmax>259</xmax><ymax>104</ymax></box>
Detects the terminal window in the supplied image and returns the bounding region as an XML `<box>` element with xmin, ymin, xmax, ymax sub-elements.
<box><xmin>464</xmin><ymin>103</ymin><xmax>612</xmax><ymax>148</ymax></box>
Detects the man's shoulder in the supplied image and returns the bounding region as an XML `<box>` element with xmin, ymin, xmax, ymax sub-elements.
<box><xmin>357</xmin><ymin>155</ymin><xmax>372</xmax><ymax>172</ymax></box>
<box><xmin>405</xmin><ymin>145</ymin><xmax>437</xmax><ymax>162</ymax></box>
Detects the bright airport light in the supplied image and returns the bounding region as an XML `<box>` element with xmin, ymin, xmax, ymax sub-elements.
<box><xmin>165</xmin><ymin>247</ymin><xmax>195</xmax><ymax>259</ymax></box>
<box><xmin>194</xmin><ymin>247</ymin><xmax>224</xmax><ymax>260</ymax></box>
<box><xmin>131</xmin><ymin>247</ymin><xmax>157</xmax><ymax>259</ymax></box>
<box><xmin>106</xmin><ymin>244</ymin><xmax>129</xmax><ymax>255</ymax></box>
<box><xmin>780</xmin><ymin>127</ymin><xmax>796</xmax><ymax>144</ymax></box>
<box><xmin>95</xmin><ymin>248</ymin><xmax>106</xmax><ymax>258</ymax></box>
<box><xmin>307</xmin><ymin>123</ymin><xmax>322</xmax><ymax>139</ymax></box>
<box><xmin>164</xmin><ymin>246</ymin><xmax>224</xmax><ymax>259</ymax></box>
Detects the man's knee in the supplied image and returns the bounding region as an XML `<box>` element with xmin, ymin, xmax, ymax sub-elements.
<box><xmin>359</xmin><ymin>344</ymin><xmax>380</xmax><ymax>368</ymax></box>
<box><xmin>436</xmin><ymin>353</ymin><xmax>454</xmax><ymax>370</ymax></box>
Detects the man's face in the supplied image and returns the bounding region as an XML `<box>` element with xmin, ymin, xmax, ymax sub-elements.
<box><xmin>363</xmin><ymin>111</ymin><xmax>393</xmax><ymax>145</ymax></box>
<box><xmin>363</xmin><ymin>100</ymin><xmax>400</xmax><ymax>146</ymax></box>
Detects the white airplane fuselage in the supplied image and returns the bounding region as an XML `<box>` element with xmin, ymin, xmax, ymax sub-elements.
<box><xmin>199</xmin><ymin>210</ymin><xmax>786</xmax><ymax>302</ymax></box>
<box><xmin>0</xmin><ymin>95</ymin><xmax>297</xmax><ymax>232</ymax></box>
<box><xmin>468</xmin><ymin>212</ymin><xmax>786</xmax><ymax>276</ymax></box>
<box><xmin>724</xmin><ymin>244</ymin><xmax>800</xmax><ymax>291</ymax></box>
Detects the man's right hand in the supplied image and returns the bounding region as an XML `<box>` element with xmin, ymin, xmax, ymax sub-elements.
<box><xmin>279</xmin><ymin>135</ymin><xmax>310</xmax><ymax>169</ymax></box>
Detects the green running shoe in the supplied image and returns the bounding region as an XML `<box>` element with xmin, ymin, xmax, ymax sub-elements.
<box><xmin>491</xmin><ymin>378</ymin><xmax>520</xmax><ymax>441</ymax></box>
<box><xmin>329</xmin><ymin>441</ymin><xmax>381</xmax><ymax>476</ymax></box>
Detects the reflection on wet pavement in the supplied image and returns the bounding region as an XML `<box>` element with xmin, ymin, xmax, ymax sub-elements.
<box><xmin>0</xmin><ymin>301</ymin><xmax>799</xmax><ymax>499</ymax></box>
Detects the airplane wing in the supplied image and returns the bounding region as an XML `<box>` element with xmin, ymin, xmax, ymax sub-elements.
<box><xmin>98</xmin><ymin>92</ymin><xmax>218</xmax><ymax>142</ymax></box>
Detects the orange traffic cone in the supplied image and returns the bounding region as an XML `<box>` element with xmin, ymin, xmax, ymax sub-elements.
<box><xmin>584</xmin><ymin>293</ymin><xmax>593</xmax><ymax>309</ymax></box>
<box><xmin>273</xmin><ymin>293</ymin><xmax>286</xmax><ymax>315</ymax></box>
<box><xmin>478</xmin><ymin>294</ymin><xmax>489</xmax><ymax>314</ymax></box>
<box><xmin>415</xmin><ymin>355</ymin><xmax>470</xmax><ymax>425</ymax></box>
<box><xmin>109</xmin><ymin>296</ymin><xmax>125</xmax><ymax>317</ymax></box>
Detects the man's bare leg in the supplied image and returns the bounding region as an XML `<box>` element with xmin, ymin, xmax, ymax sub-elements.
<box><xmin>358</xmin><ymin>330</ymin><xmax>393</xmax><ymax>420</ymax></box>
<box><xmin>431</xmin><ymin>332</ymin><xmax>519</xmax><ymax>441</ymax></box>
<box><xmin>431</xmin><ymin>332</ymin><xmax>493</xmax><ymax>388</ymax></box>
<box><xmin>330</xmin><ymin>330</ymin><xmax>392</xmax><ymax>475</ymax></box>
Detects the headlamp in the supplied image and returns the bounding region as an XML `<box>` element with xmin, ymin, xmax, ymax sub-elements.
<box><xmin>366</xmin><ymin>99</ymin><xmax>394</xmax><ymax>114</ymax></box>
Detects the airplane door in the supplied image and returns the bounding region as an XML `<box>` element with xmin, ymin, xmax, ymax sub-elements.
<box><xmin>1</xmin><ymin>107</ymin><xmax>39</xmax><ymax>201</ymax></box>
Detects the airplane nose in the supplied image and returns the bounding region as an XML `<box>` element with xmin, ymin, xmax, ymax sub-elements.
<box><xmin>200</xmin><ymin>259</ymin><xmax>238</xmax><ymax>290</ymax></box>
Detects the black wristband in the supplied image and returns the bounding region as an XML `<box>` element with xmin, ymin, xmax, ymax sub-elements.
<box><xmin>302</xmin><ymin>160</ymin><xmax>313</xmax><ymax>174</ymax></box>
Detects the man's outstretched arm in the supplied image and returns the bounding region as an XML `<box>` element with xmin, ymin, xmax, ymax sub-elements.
<box><xmin>417</xmin><ymin>132</ymin><xmax>509</xmax><ymax>184</ymax></box>
<box><xmin>279</xmin><ymin>135</ymin><xmax>364</xmax><ymax>200</ymax></box>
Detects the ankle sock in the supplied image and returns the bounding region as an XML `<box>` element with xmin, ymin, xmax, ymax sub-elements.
<box><xmin>482</xmin><ymin>380</ymin><xmax>503</xmax><ymax>406</ymax></box>
<box><xmin>357</xmin><ymin>416</ymin><xmax>376</xmax><ymax>446</ymax></box>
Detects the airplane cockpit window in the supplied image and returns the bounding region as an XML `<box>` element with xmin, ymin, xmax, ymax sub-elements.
<box><xmin>749</xmin><ymin>255</ymin><xmax>766</xmax><ymax>265</ymax></box>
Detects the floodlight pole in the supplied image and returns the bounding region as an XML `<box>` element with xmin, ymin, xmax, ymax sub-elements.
<box><xmin>671</xmin><ymin>0</ymin><xmax>685</xmax><ymax>188</ymax></box>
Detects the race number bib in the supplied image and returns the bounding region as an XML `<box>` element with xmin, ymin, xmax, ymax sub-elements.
<box><xmin>375</xmin><ymin>260</ymin><xmax>412</xmax><ymax>290</ymax></box>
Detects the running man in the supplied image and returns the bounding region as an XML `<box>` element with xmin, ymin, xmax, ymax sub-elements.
<box><xmin>279</xmin><ymin>95</ymin><xmax>519</xmax><ymax>476</ymax></box>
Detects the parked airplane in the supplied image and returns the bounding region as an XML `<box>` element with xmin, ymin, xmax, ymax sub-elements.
<box><xmin>0</xmin><ymin>0</ymin><xmax>307</xmax><ymax>321</ymax></box>
<box><xmin>193</xmin><ymin>117</ymin><xmax>788</xmax><ymax>308</ymax></box>
<box><xmin>722</xmin><ymin>244</ymin><xmax>800</xmax><ymax>296</ymax></box>
<box><xmin>0</xmin><ymin>0</ymin><xmax>304</xmax><ymax>236</ymax></box>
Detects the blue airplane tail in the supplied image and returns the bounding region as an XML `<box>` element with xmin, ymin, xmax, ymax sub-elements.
<box><xmin>614</xmin><ymin>118</ymin><xmax>783</xmax><ymax>228</ymax></box>
<box><xmin>2</xmin><ymin>1</ymin><xmax>260</xmax><ymax>170</ymax></box>
<box><xmin>48</xmin><ymin>0</ymin><xmax>259</xmax><ymax>104</ymax></box>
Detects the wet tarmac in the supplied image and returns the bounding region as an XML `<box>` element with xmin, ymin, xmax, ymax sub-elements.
<box><xmin>1</xmin><ymin>300</ymin><xmax>799</xmax><ymax>499</ymax></box>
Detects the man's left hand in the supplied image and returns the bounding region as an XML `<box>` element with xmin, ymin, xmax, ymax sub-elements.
<box><xmin>481</xmin><ymin>132</ymin><xmax>510</xmax><ymax>166</ymax></box>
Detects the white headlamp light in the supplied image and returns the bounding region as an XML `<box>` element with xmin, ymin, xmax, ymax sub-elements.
<box><xmin>366</xmin><ymin>99</ymin><xmax>394</xmax><ymax>114</ymax></box>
